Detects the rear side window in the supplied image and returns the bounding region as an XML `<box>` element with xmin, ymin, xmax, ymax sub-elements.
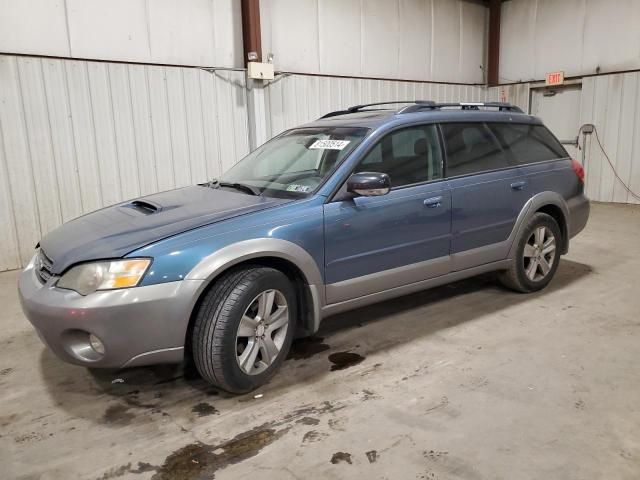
<box><xmin>441</xmin><ymin>123</ymin><xmax>510</xmax><ymax>177</ymax></box>
<box><xmin>489</xmin><ymin>123</ymin><xmax>568</xmax><ymax>164</ymax></box>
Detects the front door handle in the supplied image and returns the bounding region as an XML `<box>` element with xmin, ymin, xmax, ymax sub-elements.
<box><xmin>510</xmin><ymin>181</ymin><xmax>527</xmax><ymax>191</ymax></box>
<box><xmin>423</xmin><ymin>196</ymin><xmax>443</xmax><ymax>208</ymax></box>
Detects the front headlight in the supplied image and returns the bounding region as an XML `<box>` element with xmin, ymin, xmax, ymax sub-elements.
<box><xmin>57</xmin><ymin>259</ymin><xmax>151</xmax><ymax>295</ymax></box>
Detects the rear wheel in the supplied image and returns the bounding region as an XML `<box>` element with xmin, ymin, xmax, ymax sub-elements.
<box><xmin>192</xmin><ymin>266</ymin><xmax>296</xmax><ymax>393</ymax></box>
<box><xmin>499</xmin><ymin>212</ymin><xmax>561</xmax><ymax>293</ymax></box>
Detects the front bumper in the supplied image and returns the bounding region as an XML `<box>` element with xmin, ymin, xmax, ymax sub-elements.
<box><xmin>18</xmin><ymin>263</ymin><xmax>204</xmax><ymax>368</ymax></box>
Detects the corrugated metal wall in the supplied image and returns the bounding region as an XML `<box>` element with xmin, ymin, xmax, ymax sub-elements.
<box><xmin>0</xmin><ymin>54</ymin><xmax>249</xmax><ymax>271</ymax></box>
<box><xmin>494</xmin><ymin>73</ymin><xmax>640</xmax><ymax>205</ymax></box>
<box><xmin>500</xmin><ymin>0</ymin><xmax>640</xmax><ymax>83</ymax></box>
<box><xmin>265</xmin><ymin>74</ymin><xmax>497</xmax><ymax>137</ymax></box>
<box><xmin>261</xmin><ymin>0</ymin><xmax>488</xmax><ymax>84</ymax></box>
<box><xmin>0</xmin><ymin>0</ymin><xmax>243</xmax><ymax>68</ymax></box>
<box><xmin>494</xmin><ymin>83</ymin><xmax>530</xmax><ymax>113</ymax></box>
<box><xmin>581</xmin><ymin>72</ymin><xmax>640</xmax><ymax>205</ymax></box>
<box><xmin>4</xmin><ymin>55</ymin><xmax>637</xmax><ymax>272</ymax></box>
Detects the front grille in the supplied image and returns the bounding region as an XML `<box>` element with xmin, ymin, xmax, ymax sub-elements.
<box><xmin>35</xmin><ymin>249</ymin><xmax>54</xmax><ymax>284</ymax></box>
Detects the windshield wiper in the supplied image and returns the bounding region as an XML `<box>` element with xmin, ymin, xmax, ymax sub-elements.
<box><xmin>213</xmin><ymin>180</ymin><xmax>260</xmax><ymax>196</ymax></box>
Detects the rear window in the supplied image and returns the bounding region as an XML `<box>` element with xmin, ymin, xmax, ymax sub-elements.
<box><xmin>489</xmin><ymin>123</ymin><xmax>568</xmax><ymax>164</ymax></box>
<box><xmin>441</xmin><ymin>123</ymin><xmax>510</xmax><ymax>177</ymax></box>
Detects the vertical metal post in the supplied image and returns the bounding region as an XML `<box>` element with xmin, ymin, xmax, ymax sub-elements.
<box><xmin>241</xmin><ymin>0</ymin><xmax>262</xmax><ymax>64</ymax></box>
<box><xmin>487</xmin><ymin>0</ymin><xmax>501</xmax><ymax>87</ymax></box>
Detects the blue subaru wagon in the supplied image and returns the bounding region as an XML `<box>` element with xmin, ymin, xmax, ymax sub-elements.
<box><xmin>19</xmin><ymin>101</ymin><xmax>589</xmax><ymax>393</ymax></box>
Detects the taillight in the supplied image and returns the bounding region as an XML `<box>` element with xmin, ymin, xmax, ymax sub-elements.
<box><xmin>571</xmin><ymin>158</ymin><xmax>585</xmax><ymax>183</ymax></box>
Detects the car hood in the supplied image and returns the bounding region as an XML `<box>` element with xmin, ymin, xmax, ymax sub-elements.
<box><xmin>40</xmin><ymin>185</ymin><xmax>291</xmax><ymax>274</ymax></box>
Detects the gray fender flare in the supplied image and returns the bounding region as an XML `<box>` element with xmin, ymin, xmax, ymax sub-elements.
<box><xmin>507</xmin><ymin>191</ymin><xmax>570</xmax><ymax>259</ymax></box>
<box><xmin>185</xmin><ymin>238</ymin><xmax>324</xmax><ymax>333</ymax></box>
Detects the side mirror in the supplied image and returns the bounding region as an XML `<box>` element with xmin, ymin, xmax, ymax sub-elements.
<box><xmin>347</xmin><ymin>172</ymin><xmax>391</xmax><ymax>197</ymax></box>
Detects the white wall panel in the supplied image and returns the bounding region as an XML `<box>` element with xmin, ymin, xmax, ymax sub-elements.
<box><xmin>582</xmin><ymin>0</ymin><xmax>640</xmax><ymax>74</ymax></box>
<box><xmin>0</xmin><ymin>0</ymin><xmax>243</xmax><ymax>68</ymax></box>
<box><xmin>148</xmin><ymin>0</ymin><xmax>218</xmax><ymax>67</ymax></box>
<box><xmin>580</xmin><ymin>73</ymin><xmax>640</xmax><ymax>205</ymax></box>
<box><xmin>501</xmin><ymin>0</ymin><xmax>640</xmax><ymax>82</ymax></box>
<box><xmin>492</xmin><ymin>83</ymin><xmax>530</xmax><ymax>113</ymax></box>
<box><xmin>267</xmin><ymin>0</ymin><xmax>319</xmax><ymax>73</ymax></box>
<box><xmin>264</xmin><ymin>73</ymin><xmax>494</xmax><ymax>137</ymax></box>
<box><xmin>0</xmin><ymin>55</ymin><xmax>249</xmax><ymax>271</ymax></box>
<box><xmin>317</xmin><ymin>0</ymin><xmax>362</xmax><ymax>76</ymax></box>
<box><xmin>499</xmin><ymin>0</ymin><xmax>535</xmax><ymax>82</ymax></box>
<box><xmin>0</xmin><ymin>0</ymin><xmax>70</xmax><ymax>57</ymax></box>
<box><xmin>489</xmin><ymin>73</ymin><xmax>640</xmax><ymax>205</ymax></box>
<box><xmin>262</xmin><ymin>0</ymin><xmax>487</xmax><ymax>84</ymax></box>
<box><xmin>398</xmin><ymin>0</ymin><xmax>432</xmax><ymax>81</ymax></box>
<box><xmin>361</xmin><ymin>0</ymin><xmax>400</xmax><ymax>78</ymax></box>
<box><xmin>66</xmin><ymin>0</ymin><xmax>151</xmax><ymax>63</ymax></box>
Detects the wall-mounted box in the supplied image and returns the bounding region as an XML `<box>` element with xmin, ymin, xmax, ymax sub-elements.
<box><xmin>247</xmin><ymin>62</ymin><xmax>274</xmax><ymax>80</ymax></box>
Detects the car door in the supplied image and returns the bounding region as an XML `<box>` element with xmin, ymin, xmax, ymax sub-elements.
<box><xmin>441</xmin><ymin>122</ymin><xmax>529</xmax><ymax>271</ymax></box>
<box><xmin>323</xmin><ymin>124</ymin><xmax>452</xmax><ymax>304</ymax></box>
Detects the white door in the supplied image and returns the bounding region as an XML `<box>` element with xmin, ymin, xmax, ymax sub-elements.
<box><xmin>530</xmin><ymin>85</ymin><xmax>582</xmax><ymax>159</ymax></box>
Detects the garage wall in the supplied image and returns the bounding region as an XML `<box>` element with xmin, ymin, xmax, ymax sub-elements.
<box><xmin>491</xmin><ymin>74</ymin><xmax>640</xmax><ymax>206</ymax></box>
<box><xmin>500</xmin><ymin>0</ymin><xmax>640</xmax><ymax>83</ymax></box>
<box><xmin>0</xmin><ymin>0</ymin><xmax>243</xmax><ymax>68</ymax></box>
<box><xmin>493</xmin><ymin>83</ymin><xmax>530</xmax><ymax>113</ymax></box>
<box><xmin>260</xmin><ymin>0</ymin><xmax>488</xmax><ymax>84</ymax></box>
<box><xmin>0</xmin><ymin>54</ymin><xmax>249</xmax><ymax>271</ymax></box>
<box><xmin>580</xmin><ymin>72</ymin><xmax>640</xmax><ymax>205</ymax></box>
<box><xmin>264</xmin><ymin>73</ymin><xmax>496</xmax><ymax>137</ymax></box>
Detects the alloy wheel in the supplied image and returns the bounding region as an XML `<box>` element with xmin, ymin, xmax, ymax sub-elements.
<box><xmin>523</xmin><ymin>226</ymin><xmax>556</xmax><ymax>282</ymax></box>
<box><xmin>235</xmin><ymin>289</ymin><xmax>289</xmax><ymax>375</ymax></box>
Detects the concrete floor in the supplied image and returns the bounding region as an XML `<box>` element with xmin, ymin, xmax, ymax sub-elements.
<box><xmin>1</xmin><ymin>202</ymin><xmax>639</xmax><ymax>480</ymax></box>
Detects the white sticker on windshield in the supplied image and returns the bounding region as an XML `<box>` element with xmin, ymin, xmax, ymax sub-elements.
<box><xmin>286</xmin><ymin>184</ymin><xmax>311</xmax><ymax>193</ymax></box>
<box><xmin>309</xmin><ymin>139</ymin><xmax>351</xmax><ymax>150</ymax></box>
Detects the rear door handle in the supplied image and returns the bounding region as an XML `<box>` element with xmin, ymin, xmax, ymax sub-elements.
<box><xmin>423</xmin><ymin>196</ymin><xmax>443</xmax><ymax>208</ymax></box>
<box><xmin>510</xmin><ymin>181</ymin><xmax>527</xmax><ymax>191</ymax></box>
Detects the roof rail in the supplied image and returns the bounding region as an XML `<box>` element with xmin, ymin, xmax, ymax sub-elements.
<box><xmin>398</xmin><ymin>101</ymin><xmax>523</xmax><ymax>114</ymax></box>
<box><xmin>320</xmin><ymin>100</ymin><xmax>435</xmax><ymax>119</ymax></box>
<box><xmin>320</xmin><ymin>100</ymin><xmax>523</xmax><ymax>119</ymax></box>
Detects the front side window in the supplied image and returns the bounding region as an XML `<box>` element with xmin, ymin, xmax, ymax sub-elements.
<box><xmin>220</xmin><ymin>127</ymin><xmax>369</xmax><ymax>197</ymax></box>
<box><xmin>441</xmin><ymin>123</ymin><xmax>510</xmax><ymax>177</ymax></box>
<box><xmin>489</xmin><ymin>123</ymin><xmax>568</xmax><ymax>164</ymax></box>
<box><xmin>355</xmin><ymin>125</ymin><xmax>443</xmax><ymax>187</ymax></box>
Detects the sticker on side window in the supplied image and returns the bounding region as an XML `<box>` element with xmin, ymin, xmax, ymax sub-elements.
<box><xmin>286</xmin><ymin>184</ymin><xmax>311</xmax><ymax>193</ymax></box>
<box><xmin>309</xmin><ymin>139</ymin><xmax>351</xmax><ymax>150</ymax></box>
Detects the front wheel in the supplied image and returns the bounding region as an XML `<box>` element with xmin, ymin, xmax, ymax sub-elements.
<box><xmin>499</xmin><ymin>212</ymin><xmax>562</xmax><ymax>293</ymax></box>
<box><xmin>192</xmin><ymin>266</ymin><xmax>296</xmax><ymax>393</ymax></box>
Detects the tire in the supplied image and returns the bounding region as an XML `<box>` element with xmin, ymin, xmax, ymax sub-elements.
<box><xmin>192</xmin><ymin>266</ymin><xmax>296</xmax><ymax>393</ymax></box>
<box><xmin>499</xmin><ymin>212</ymin><xmax>562</xmax><ymax>293</ymax></box>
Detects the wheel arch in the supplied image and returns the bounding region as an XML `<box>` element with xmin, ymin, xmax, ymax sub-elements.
<box><xmin>535</xmin><ymin>203</ymin><xmax>569</xmax><ymax>254</ymax></box>
<box><xmin>508</xmin><ymin>192</ymin><xmax>570</xmax><ymax>259</ymax></box>
<box><xmin>183</xmin><ymin>239</ymin><xmax>323</xmax><ymax>353</ymax></box>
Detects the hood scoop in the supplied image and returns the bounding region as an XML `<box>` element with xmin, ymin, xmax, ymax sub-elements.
<box><xmin>123</xmin><ymin>200</ymin><xmax>162</xmax><ymax>215</ymax></box>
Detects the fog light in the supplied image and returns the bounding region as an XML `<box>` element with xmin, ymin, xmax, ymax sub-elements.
<box><xmin>89</xmin><ymin>334</ymin><xmax>105</xmax><ymax>355</ymax></box>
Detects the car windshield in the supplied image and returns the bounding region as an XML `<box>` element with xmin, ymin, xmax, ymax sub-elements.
<box><xmin>217</xmin><ymin>126</ymin><xmax>369</xmax><ymax>198</ymax></box>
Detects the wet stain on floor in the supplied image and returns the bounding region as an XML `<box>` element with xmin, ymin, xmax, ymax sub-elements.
<box><xmin>191</xmin><ymin>402</ymin><xmax>219</xmax><ymax>417</ymax></box>
<box><xmin>151</xmin><ymin>426</ymin><xmax>289</xmax><ymax>480</ymax></box>
<box><xmin>330</xmin><ymin>451</ymin><xmax>353</xmax><ymax>464</ymax></box>
<box><xmin>328</xmin><ymin>352</ymin><xmax>365</xmax><ymax>371</ymax></box>
<box><xmin>302</xmin><ymin>430</ymin><xmax>326</xmax><ymax>443</ymax></box>
<box><xmin>283</xmin><ymin>401</ymin><xmax>344</xmax><ymax>421</ymax></box>
<box><xmin>288</xmin><ymin>337</ymin><xmax>330</xmax><ymax>360</ymax></box>
<box><xmin>101</xmin><ymin>404</ymin><xmax>135</xmax><ymax>426</ymax></box>
<box><xmin>296</xmin><ymin>416</ymin><xmax>320</xmax><ymax>426</ymax></box>
<box><xmin>96</xmin><ymin>461</ymin><xmax>158</xmax><ymax>480</ymax></box>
